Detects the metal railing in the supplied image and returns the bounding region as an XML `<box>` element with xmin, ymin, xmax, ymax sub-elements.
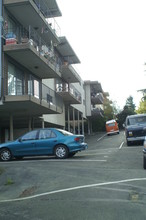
<box><xmin>33</xmin><ymin>0</ymin><xmax>61</xmax><ymax>37</ymax></box>
<box><xmin>42</xmin><ymin>83</ymin><xmax>63</xmax><ymax>111</ymax></box>
<box><xmin>4</xmin><ymin>26</ymin><xmax>63</xmax><ymax>72</ymax></box>
<box><xmin>56</xmin><ymin>83</ymin><xmax>81</xmax><ymax>102</ymax></box>
<box><xmin>7</xmin><ymin>75</ymin><xmax>63</xmax><ymax>112</ymax></box>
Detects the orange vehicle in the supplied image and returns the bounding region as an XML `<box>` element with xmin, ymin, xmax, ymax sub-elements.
<box><xmin>106</xmin><ymin>119</ymin><xmax>119</xmax><ymax>135</ymax></box>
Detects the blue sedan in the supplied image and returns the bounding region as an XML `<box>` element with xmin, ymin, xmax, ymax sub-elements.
<box><xmin>0</xmin><ymin>128</ymin><xmax>88</xmax><ymax>161</ymax></box>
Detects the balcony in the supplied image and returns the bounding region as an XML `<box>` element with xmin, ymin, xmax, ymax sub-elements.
<box><xmin>33</xmin><ymin>0</ymin><xmax>62</xmax><ymax>18</ymax></box>
<box><xmin>84</xmin><ymin>80</ymin><xmax>103</xmax><ymax>93</ymax></box>
<box><xmin>4</xmin><ymin>0</ymin><xmax>61</xmax><ymax>43</ymax></box>
<box><xmin>91</xmin><ymin>93</ymin><xmax>104</xmax><ymax>105</ymax></box>
<box><xmin>3</xmin><ymin>26</ymin><xmax>62</xmax><ymax>79</ymax></box>
<box><xmin>91</xmin><ymin>105</ymin><xmax>104</xmax><ymax>119</ymax></box>
<box><xmin>56</xmin><ymin>83</ymin><xmax>81</xmax><ymax>104</ymax></box>
<box><xmin>91</xmin><ymin>106</ymin><xmax>104</xmax><ymax>118</ymax></box>
<box><xmin>57</xmin><ymin>37</ymin><xmax>80</xmax><ymax>64</ymax></box>
<box><xmin>62</xmin><ymin>64</ymin><xmax>81</xmax><ymax>83</ymax></box>
<box><xmin>2</xmin><ymin>80</ymin><xmax>63</xmax><ymax>117</ymax></box>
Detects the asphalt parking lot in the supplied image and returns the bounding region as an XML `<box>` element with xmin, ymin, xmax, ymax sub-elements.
<box><xmin>1</xmin><ymin>131</ymin><xmax>146</xmax><ymax>220</ymax></box>
<box><xmin>0</xmin><ymin>132</ymin><xmax>106</xmax><ymax>200</ymax></box>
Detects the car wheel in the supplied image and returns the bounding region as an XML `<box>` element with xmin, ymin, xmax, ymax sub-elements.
<box><xmin>0</xmin><ymin>148</ymin><xmax>12</xmax><ymax>161</ymax></box>
<box><xmin>143</xmin><ymin>156</ymin><xmax>146</xmax><ymax>169</ymax></box>
<box><xmin>126</xmin><ymin>140</ymin><xmax>131</xmax><ymax>146</ymax></box>
<box><xmin>54</xmin><ymin>145</ymin><xmax>69</xmax><ymax>159</ymax></box>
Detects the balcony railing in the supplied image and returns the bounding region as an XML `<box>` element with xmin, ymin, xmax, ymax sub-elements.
<box><xmin>42</xmin><ymin>83</ymin><xmax>63</xmax><ymax>111</ymax></box>
<box><xmin>4</xmin><ymin>26</ymin><xmax>63</xmax><ymax>72</ymax></box>
<box><xmin>91</xmin><ymin>106</ymin><xmax>104</xmax><ymax>117</ymax></box>
<box><xmin>91</xmin><ymin>92</ymin><xmax>104</xmax><ymax>104</ymax></box>
<box><xmin>6</xmin><ymin>76</ymin><xmax>63</xmax><ymax>112</ymax></box>
<box><xmin>33</xmin><ymin>0</ymin><xmax>61</xmax><ymax>37</ymax></box>
<box><xmin>56</xmin><ymin>83</ymin><xmax>81</xmax><ymax>103</ymax></box>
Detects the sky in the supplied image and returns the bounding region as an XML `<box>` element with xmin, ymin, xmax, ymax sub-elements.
<box><xmin>56</xmin><ymin>0</ymin><xmax>146</xmax><ymax>109</ymax></box>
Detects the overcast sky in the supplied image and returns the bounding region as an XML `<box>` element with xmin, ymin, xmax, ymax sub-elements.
<box><xmin>56</xmin><ymin>0</ymin><xmax>146</xmax><ymax>109</ymax></box>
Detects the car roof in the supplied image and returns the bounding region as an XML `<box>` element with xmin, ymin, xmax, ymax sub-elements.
<box><xmin>106</xmin><ymin>119</ymin><xmax>116</xmax><ymax>124</ymax></box>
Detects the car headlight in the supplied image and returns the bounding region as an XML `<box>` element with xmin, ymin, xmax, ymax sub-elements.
<box><xmin>128</xmin><ymin>131</ymin><xmax>133</xmax><ymax>136</ymax></box>
<box><xmin>144</xmin><ymin>140</ymin><xmax>146</xmax><ymax>149</ymax></box>
<box><xmin>144</xmin><ymin>136</ymin><xmax>146</xmax><ymax>149</ymax></box>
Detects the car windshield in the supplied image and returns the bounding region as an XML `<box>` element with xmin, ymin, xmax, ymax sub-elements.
<box><xmin>107</xmin><ymin>123</ymin><xmax>115</xmax><ymax>127</ymax></box>
<box><xmin>128</xmin><ymin>116</ymin><xmax>146</xmax><ymax>125</ymax></box>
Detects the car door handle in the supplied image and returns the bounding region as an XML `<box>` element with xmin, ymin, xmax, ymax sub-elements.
<box><xmin>54</xmin><ymin>140</ymin><xmax>57</xmax><ymax>142</ymax></box>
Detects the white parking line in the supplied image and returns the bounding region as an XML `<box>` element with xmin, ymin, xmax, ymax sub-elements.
<box><xmin>97</xmin><ymin>134</ymin><xmax>107</xmax><ymax>142</ymax></box>
<box><xmin>1</xmin><ymin>177</ymin><xmax>146</xmax><ymax>203</ymax></box>
<box><xmin>119</xmin><ymin>142</ymin><xmax>124</xmax><ymax>149</ymax></box>
<box><xmin>0</xmin><ymin>159</ymin><xmax>107</xmax><ymax>164</ymax></box>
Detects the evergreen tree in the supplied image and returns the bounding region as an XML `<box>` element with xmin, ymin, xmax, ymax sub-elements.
<box><xmin>125</xmin><ymin>96</ymin><xmax>136</xmax><ymax>112</ymax></box>
<box><xmin>117</xmin><ymin>96</ymin><xmax>136</xmax><ymax>128</ymax></box>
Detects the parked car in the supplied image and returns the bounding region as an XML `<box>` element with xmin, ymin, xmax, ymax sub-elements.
<box><xmin>124</xmin><ymin>114</ymin><xmax>146</xmax><ymax>146</ymax></box>
<box><xmin>105</xmin><ymin>119</ymin><xmax>119</xmax><ymax>135</ymax></box>
<box><xmin>143</xmin><ymin>138</ymin><xmax>146</xmax><ymax>169</ymax></box>
<box><xmin>0</xmin><ymin>128</ymin><xmax>88</xmax><ymax>161</ymax></box>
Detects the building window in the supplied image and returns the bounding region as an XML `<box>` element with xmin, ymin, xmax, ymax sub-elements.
<box><xmin>8</xmin><ymin>63</ymin><xmax>24</xmax><ymax>95</ymax></box>
<box><xmin>34</xmin><ymin>79</ymin><xmax>39</xmax><ymax>98</ymax></box>
<box><xmin>28</xmin><ymin>76</ymin><xmax>40</xmax><ymax>99</ymax></box>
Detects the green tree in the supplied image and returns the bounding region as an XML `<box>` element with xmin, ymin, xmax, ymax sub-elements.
<box><xmin>117</xmin><ymin>96</ymin><xmax>136</xmax><ymax>128</ymax></box>
<box><xmin>136</xmin><ymin>99</ymin><xmax>146</xmax><ymax>114</ymax></box>
<box><xmin>136</xmin><ymin>90</ymin><xmax>146</xmax><ymax>114</ymax></box>
<box><xmin>89</xmin><ymin>93</ymin><xmax>117</xmax><ymax>132</ymax></box>
<box><xmin>125</xmin><ymin>96</ymin><xmax>136</xmax><ymax>112</ymax></box>
<box><xmin>104</xmin><ymin>97</ymin><xmax>114</xmax><ymax>121</ymax></box>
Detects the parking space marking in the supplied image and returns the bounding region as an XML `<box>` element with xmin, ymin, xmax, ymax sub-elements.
<box><xmin>82</xmin><ymin>152</ymin><xmax>112</xmax><ymax>156</ymax></box>
<box><xmin>119</xmin><ymin>142</ymin><xmax>124</xmax><ymax>149</ymax></box>
<box><xmin>87</xmin><ymin>148</ymin><xmax>118</xmax><ymax>152</ymax></box>
<box><xmin>1</xmin><ymin>177</ymin><xmax>146</xmax><ymax>203</ymax></box>
<box><xmin>97</xmin><ymin>134</ymin><xmax>107</xmax><ymax>142</ymax></box>
<box><xmin>0</xmin><ymin>159</ymin><xmax>107</xmax><ymax>164</ymax></box>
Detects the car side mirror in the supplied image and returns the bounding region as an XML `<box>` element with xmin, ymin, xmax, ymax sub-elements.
<box><xmin>123</xmin><ymin>123</ymin><xmax>125</xmax><ymax>128</ymax></box>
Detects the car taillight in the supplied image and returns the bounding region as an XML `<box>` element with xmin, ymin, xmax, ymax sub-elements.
<box><xmin>74</xmin><ymin>137</ymin><xmax>80</xmax><ymax>142</ymax></box>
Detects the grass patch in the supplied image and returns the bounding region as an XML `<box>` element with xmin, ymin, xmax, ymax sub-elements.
<box><xmin>5</xmin><ymin>178</ymin><xmax>14</xmax><ymax>185</ymax></box>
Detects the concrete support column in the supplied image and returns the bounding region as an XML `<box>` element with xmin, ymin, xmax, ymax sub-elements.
<box><xmin>42</xmin><ymin>118</ymin><xmax>44</xmax><ymax>128</ymax></box>
<box><xmin>82</xmin><ymin>115</ymin><xmax>84</xmax><ymax>135</ymax></box>
<box><xmin>73</xmin><ymin>108</ymin><xmax>75</xmax><ymax>134</ymax></box>
<box><xmin>91</xmin><ymin>121</ymin><xmax>93</xmax><ymax>134</ymax></box>
<box><xmin>88</xmin><ymin>120</ymin><xmax>91</xmax><ymax>135</ymax></box>
<box><xmin>67</xmin><ymin>106</ymin><xmax>70</xmax><ymax>132</ymax></box>
<box><xmin>77</xmin><ymin>111</ymin><xmax>80</xmax><ymax>134</ymax></box>
<box><xmin>10</xmin><ymin>114</ymin><xmax>13</xmax><ymax>141</ymax></box>
<box><xmin>28</xmin><ymin>117</ymin><xmax>31</xmax><ymax>131</ymax></box>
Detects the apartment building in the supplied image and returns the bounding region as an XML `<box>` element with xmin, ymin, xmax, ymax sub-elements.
<box><xmin>0</xmin><ymin>0</ymin><xmax>104</xmax><ymax>143</ymax></box>
<box><xmin>84</xmin><ymin>80</ymin><xmax>104</xmax><ymax>134</ymax></box>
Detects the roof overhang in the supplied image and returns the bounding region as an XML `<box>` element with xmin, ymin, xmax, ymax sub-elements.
<box><xmin>84</xmin><ymin>80</ymin><xmax>103</xmax><ymax>93</ymax></box>
<box><xmin>40</xmin><ymin>0</ymin><xmax>62</xmax><ymax>17</ymax></box>
<box><xmin>57</xmin><ymin>37</ymin><xmax>80</xmax><ymax>64</ymax></box>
